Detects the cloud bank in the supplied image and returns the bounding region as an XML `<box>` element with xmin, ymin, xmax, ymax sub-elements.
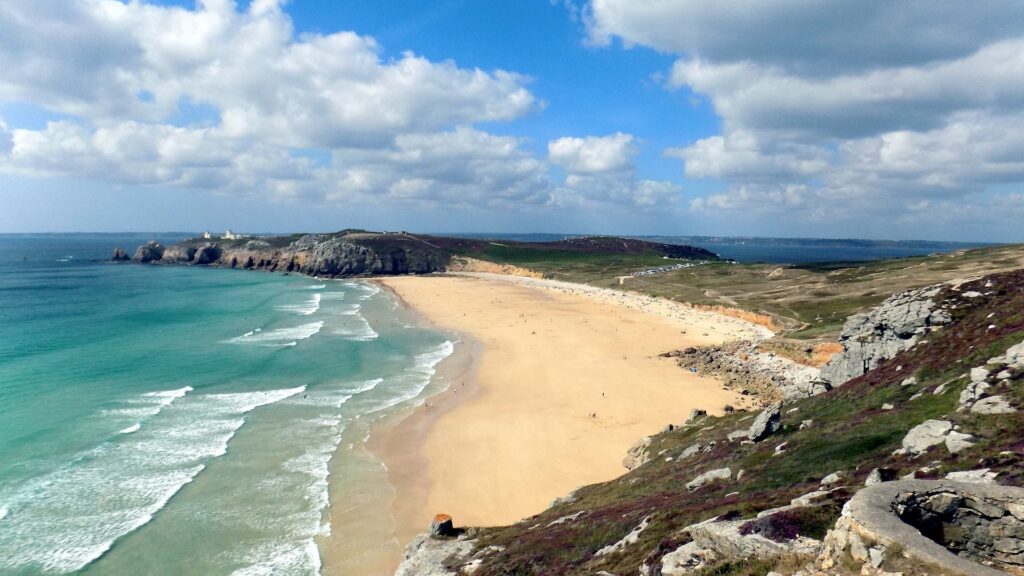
<box><xmin>588</xmin><ymin>0</ymin><xmax>1024</xmax><ymax>232</ymax></box>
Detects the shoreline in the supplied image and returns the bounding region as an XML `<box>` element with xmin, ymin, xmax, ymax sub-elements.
<box><xmin>353</xmin><ymin>272</ymin><xmax>769</xmax><ymax>574</ymax></box>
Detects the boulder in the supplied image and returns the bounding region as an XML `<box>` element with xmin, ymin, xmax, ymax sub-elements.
<box><xmin>900</xmin><ymin>419</ymin><xmax>952</xmax><ymax>455</ymax></box>
<box><xmin>686</xmin><ymin>467</ymin><xmax>731</xmax><ymax>491</ymax></box>
<box><xmin>429</xmin><ymin>514</ymin><xmax>456</xmax><ymax>537</ymax></box>
<box><xmin>111</xmin><ymin>247</ymin><xmax>130</xmax><ymax>261</ymax></box>
<box><xmin>972</xmin><ymin>395</ymin><xmax>1017</xmax><ymax>414</ymax></box>
<box><xmin>945</xmin><ymin>430</ymin><xmax>976</xmax><ymax>454</ymax></box>
<box><xmin>747</xmin><ymin>402</ymin><xmax>782</xmax><ymax>442</ymax></box>
<box><xmin>685</xmin><ymin>408</ymin><xmax>707</xmax><ymax>425</ymax></box>
<box><xmin>865</xmin><ymin>468</ymin><xmax>898</xmax><ymax>486</ymax></box>
<box><xmin>132</xmin><ymin>241</ymin><xmax>165</xmax><ymax>263</ymax></box>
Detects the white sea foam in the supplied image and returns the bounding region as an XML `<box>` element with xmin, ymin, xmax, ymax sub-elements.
<box><xmin>307</xmin><ymin>284</ymin><xmax>326</xmax><ymax>289</ymax></box>
<box><xmin>319</xmin><ymin>291</ymin><xmax>346</xmax><ymax>301</ymax></box>
<box><xmin>276</xmin><ymin>293</ymin><xmax>321</xmax><ymax>316</ymax></box>
<box><xmin>103</xmin><ymin>386</ymin><xmax>194</xmax><ymax>428</ymax></box>
<box><xmin>0</xmin><ymin>506</ymin><xmax>7</xmax><ymax>521</ymax></box>
<box><xmin>230</xmin><ymin>539</ymin><xmax>322</xmax><ymax>576</ymax></box>
<box><xmin>333</xmin><ymin>311</ymin><xmax>378</xmax><ymax>341</ymax></box>
<box><xmin>368</xmin><ymin>340</ymin><xmax>455</xmax><ymax>414</ymax></box>
<box><xmin>230</xmin><ymin>321</ymin><xmax>324</xmax><ymax>346</ymax></box>
<box><xmin>0</xmin><ymin>386</ymin><xmax>304</xmax><ymax>574</ymax></box>
<box><xmin>119</xmin><ymin>423</ymin><xmax>141</xmax><ymax>434</ymax></box>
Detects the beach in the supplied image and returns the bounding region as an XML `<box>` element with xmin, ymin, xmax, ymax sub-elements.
<box><xmin>366</xmin><ymin>272</ymin><xmax>771</xmax><ymax>563</ymax></box>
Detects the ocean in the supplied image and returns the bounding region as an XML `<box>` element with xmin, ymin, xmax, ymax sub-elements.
<box><xmin>0</xmin><ymin>234</ymin><xmax>453</xmax><ymax>575</ymax></box>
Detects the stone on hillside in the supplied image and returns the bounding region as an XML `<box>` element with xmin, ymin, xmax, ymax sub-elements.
<box><xmin>997</xmin><ymin>370</ymin><xmax>1012</xmax><ymax>380</ymax></box>
<box><xmin>791</xmin><ymin>490</ymin><xmax>830</xmax><ymax>507</ymax></box>
<box><xmin>821</xmin><ymin>471</ymin><xmax>845</xmax><ymax>486</ymax></box>
<box><xmin>944</xmin><ymin>431</ymin><xmax>976</xmax><ymax>454</ymax></box>
<box><xmin>686</xmin><ymin>467</ymin><xmax>731</xmax><ymax>491</ymax></box>
<box><xmin>747</xmin><ymin>402</ymin><xmax>782</xmax><ymax>442</ymax></box>
<box><xmin>901</xmin><ymin>376</ymin><xmax>917</xmax><ymax>386</ymax></box>
<box><xmin>865</xmin><ymin>468</ymin><xmax>898</xmax><ymax>486</ymax></box>
<box><xmin>933</xmin><ymin>383</ymin><xmax>947</xmax><ymax>395</ymax></box>
<box><xmin>881</xmin><ymin>403</ymin><xmax>894</xmax><ymax>410</ymax></box>
<box><xmin>1007</xmin><ymin>341</ymin><xmax>1024</xmax><ymax>365</ymax></box>
<box><xmin>971</xmin><ymin>367</ymin><xmax>991</xmax><ymax>382</ymax></box>
<box><xmin>946</xmin><ymin>469</ymin><xmax>999</xmax><ymax>484</ymax></box>
<box><xmin>623</xmin><ymin>436</ymin><xmax>652</xmax><ymax>470</ymax></box>
<box><xmin>430</xmin><ymin>514</ymin><xmax>455</xmax><ymax>537</ymax></box>
<box><xmin>685</xmin><ymin>408</ymin><xmax>707</xmax><ymax>425</ymax></box>
<box><xmin>680</xmin><ymin>444</ymin><xmax>702</xmax><ymax>459</ymax></box>
<box><xmin>799</xmin><ymin>419</ymin><xmax>814</xmax><ymax>430</ymax></box>
<box><xmin>972</xmin><ymin>395</ymin><xmax>1017</xmax><ymax>414</ymax></box>
<box><xmin>727</xmin><ymin>430</ymin><xmax>748</xmax><ymax>442</ymax></box>
<box><xmin>901</xmin><ymin>419</ymin><xmax>953</xmax><ymax>455</ymax></box>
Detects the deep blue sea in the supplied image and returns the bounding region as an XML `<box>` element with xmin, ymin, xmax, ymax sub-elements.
<box><xmin>0</xmin><ymin>234</ymin><xmax>453</xmax><ymax>575</ymax></box>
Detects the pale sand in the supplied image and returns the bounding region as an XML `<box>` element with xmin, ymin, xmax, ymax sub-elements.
<box><xmin>372</xmin><ymin>273</ymin><xmax>770</xmax><ymax>540</ymax></box>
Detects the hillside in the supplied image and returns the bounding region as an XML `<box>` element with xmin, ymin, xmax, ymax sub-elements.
<box><xmin>398</xmin><ymin>268</ymin><xmax>1024</xmax><ymax>576</ymax></box>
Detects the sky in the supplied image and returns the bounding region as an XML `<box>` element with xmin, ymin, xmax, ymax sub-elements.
<box><xmin>0</xmin><ymin>1</ymin><xmax>1022</xmax><ymax>240</ymax></box>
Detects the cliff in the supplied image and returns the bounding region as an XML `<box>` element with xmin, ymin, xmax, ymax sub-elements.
<box><xmin>121</xmin><ymin>231</ymin><xmax>720</xmax><ymax>278</ymax></box>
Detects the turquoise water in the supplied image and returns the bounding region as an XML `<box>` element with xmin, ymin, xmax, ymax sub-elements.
<box><xmin>0</xmin><ymin>235</ymin><xmax>453</xmax><ymax>575</ymax></box>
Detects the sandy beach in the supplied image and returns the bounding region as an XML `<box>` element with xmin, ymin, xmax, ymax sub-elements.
<box><xmin>369</xmin><ymin>273</ymin><xmax>770</xmax><ymax>553</ymax></box>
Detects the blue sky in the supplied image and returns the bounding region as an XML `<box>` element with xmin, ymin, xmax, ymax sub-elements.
<box><xmin>0</xmin><ymin>1</ymin><xmax>1022</xmax><ymax>240</ymax></box>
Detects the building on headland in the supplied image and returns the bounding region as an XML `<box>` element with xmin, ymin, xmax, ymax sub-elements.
<box><xmin>223</xmin><ymin>229</ymin><xmax>238</xmax><ymax>240</ymax></box>
<box><xmin>202</xmin><ymin>231</ymin><xmax>212</xmax><ymax>239</ymax></box>
<box><xmin>201</xmin><ymin>230</ymin><xmax>250</xmax><ymax>241</ymax></box>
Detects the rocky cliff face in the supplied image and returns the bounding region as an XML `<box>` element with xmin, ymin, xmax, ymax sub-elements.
<box><xmin>128</xmin><ymin>232</ymin><xmax>452</xmax><ymax>278</ymax></box>
<box><xmin>819</xmin><ymin>284</ymin><xmax>953</xmax><ymax>386</ymax></box>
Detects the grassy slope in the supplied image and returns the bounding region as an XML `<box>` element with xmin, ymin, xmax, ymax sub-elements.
<box><xmin>458</xmin><ymin>269</ymin><xmax>1024</xmax><ymax>576</ymax></box>
<box><xmin>469</xmin><ymin>243</ymin><xmax>1024</xmax><ymax>341</ymax></box>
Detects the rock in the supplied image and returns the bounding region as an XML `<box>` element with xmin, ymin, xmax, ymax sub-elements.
<box><xmin>660</xmin><ymin>541</ymin><xmax>719</xmax><ymax>575</ymax></box>
<box><xmin>933</xmin><ymin>383</ymin><xmax>947</xmax><ymax>395</ymax></box>
<box><xmin>792</xmin><ymin>490</ymin><xmax>830</xmax><ymax>507</ymax></box>
<box><xmin>430</xmin><ymin>513</ymin><xmax>455</xmax><ymax>537</ymax></box>
<box><xmin>192</xmin><ymin>243</ymin><xmax>223</xmax><ymax>264</ymax></box>
<box><xmin>747</xmin><ymin>402</ymin><xmax>782</xmax><ymax>442</ymax></box>
<box><xmin>972</xmin><ymin>395</ymin><xmax>1017</xmax><ymax>414</ymax></box>
<box><xmin>680</xmin><ymin>443</ymin><xmax>702</xmax><ymax>459</ymax></box>
<box><xmin>111</xmin><ymin>247</ymin><xmax>130</xmax><ymax>261</ymax></box>
<box><xmin>685</xmin><ymin>409</ymin><xmax>707</xmax><ymax>425</ymax></box>
<box><xmin>686</xmin><ymin>467</ymin><xmax>731</xmax><ymax>490</ymax></box>
<box><xmin>901</xmin><ymin>419</ymin><xmax>952</xmax><ymax>455</ymax></box>
<box><xmin>901</xmin><ymin>376</ymin><xmax>917</xmax><ymax>386</ymax></box>
<box><xmin>727</xmin><ymin>430</ymin><xmax>748</xmax><ymax>442</ymax></box>
<box><xmin>881</xmin><ymin>403</ymin><xmax>894</xmax><ymax>410</ymax></box>
<box><xmin>821</xmin><ymin>471</ymin><xmax>845</xmax><ymax>486</ymax></box>
<box><xmin>866</xmin><ymin>468</ymin><xmax>898</xmax><ymax>486</ymax></box>
<box><xmin>971</xmin><ymin>367</ymin><xmax>991</xmax><ymax>382</ymax></box>
<box><xmin>944</xmin><ymin>430</ymin><xmax>976</xmax><ymax>454</ymax></box>
<box><xmin>132</xmin><ymin>241</ymin><xmax>165</xmax><ymax>263</ymax></box>
<box><xmin>799</xmin><ymin>419</ymin><xmax>814</xmax><ymax>430</ymax></box>
<box><xmin>723</xmin><ymin>404</ymin><xmax>735</xmax><ymax>413</ymax></box>
<box><xmin>945</xmin><ymin>469</ymin><xmax>999</xmax><ymax>484</ymax></box>
<box><xmin>394</xmin><ymin>533</ymin><xmax>474</xmax><ymax>576</ymax></box>
<box><xmin>595</xmin><ymin>516</ymin><xmax>650</xmax><ymax>557</ymax></box>
<box><xmin>623</xmin><ymin>436</ymin><xmax>652</xmax><ymax>470</ymax></box>
<box><xmin>869</xmin><ymin>545</ymin><xmax>886</xmax><ymax>567</ymax></box>
<box><xmin>820</xmin><ymin>285</ymin><xmax>949</xmax><ymax>386</ymax></box>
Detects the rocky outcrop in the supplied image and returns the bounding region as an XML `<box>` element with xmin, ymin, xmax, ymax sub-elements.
<box><xmin>686</xmin><ymin>467</ymin><xmax>732</xmax><ymax>491</ymax></box>
<box><xmin>394</xmin><ymin>534</ymin><xmax>475</xmax><ymax>576</ymax></box>
<box><xmin>111</xmin><ymin>247</ymin><xmax>130</xmax><ymax>261</ymax></box>
<box><xmin>959</xmin><ymin>339</ymin><xmax>1023</xmax><ymax>415</ymax></box>
<box><xmin>665</xmin><ymin>343</ymin><xmax>825</xmax><ymax>403</ymax></box>
<box><xmin>819</xmin><ymin>285</ymin><xmax>952</xmax><ymax>386</ymax></box>
<box><xmin>127</xmin><ymin>231</ymin><xmax>452</xmax><ymax>278</ymax></box>
<box><xmin>818</xmin><ymin>480</ymin><xmax>1024</xmax><ymax>575</ymax></box>
<box><xmin>623</xmin><ymin>436</ymin><xmax>652</xmax><ymax>470</ymax></box>
<box><xmin>132</xmin><ymin>241</ymin><xmax>165</xmax><ymax>263</ymax></box>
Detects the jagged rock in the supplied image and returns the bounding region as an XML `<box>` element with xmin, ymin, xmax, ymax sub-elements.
<box><xmin>394</xmin><ymin>533</ymin><xmax>475</xmax><ymax>576</ymax></box>
<box><xmin>945</xmin><ymin>430</ymin><xmax>976</xmax><ymax>454</ymax></box>
<box><xmin>686</xmin><ymin>467</ymin><xmax>732</xmax><ymax>490</ymax></box>
<box><xmin>623</xmin><ymin>436</ymin><xmax>652</xmax><ymax>470</ymax></box>
<box><xmin>747</xmin><ymin>402</ymin><xmax>782</xmax><ymax>442</ymax></box>
<box><xmin>900</xmin><ymin>419</ymin><xmax>952</xmax><ymax>455</ymax></box>
<box><xmin>680</xmin><ymin>444</ymin><xmax>702</xmax><ymax>459</ymax></box>
<box><xmin>901</xmin><ymin>376</ymin><xmax>917</xmax><ymax>386</ymax></box>
<box><xmin>192</xmin><ymin>243</ymin><xmax>222</xmax><ymax>265</ymax></box>
<box><xmin>132</xmin><ymin>241</ymin><xmax>165</xmax><ymax>263</ymax></box>
<box><xmin>820</xmin><ymin>285</ymin><xmax>950</xmax><ymax>386</ymax></box>
<box><xmin>111</xmin><ymin>247</ymin><xmax>130</xmax><ymax>261</ymax></box>
<box><xmin>799</xmin><ymin>419</ymin><xmax>814</xmax><ymax>430</ymax></box>
<box><xmin>727</xmin><ymin>430</ymin><xmax>748</xmax><ymax>442</ymax></box>
<box><xmin>660</xmin><ymin>541</ymin><xmax>719</xmax><ymax>575</ymax></box>
<box><xmin>972</xmin><ymin>395</ymin><xmax>1017</xmax><ymax>414</ymax></box>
